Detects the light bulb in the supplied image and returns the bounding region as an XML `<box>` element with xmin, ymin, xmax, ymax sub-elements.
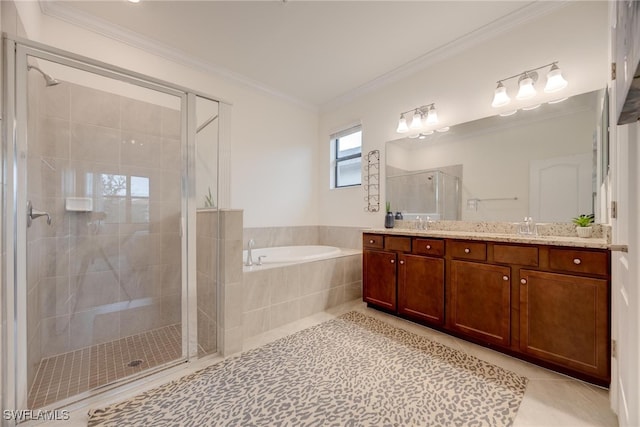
<box><xmin>544</xmin><ymin>64</ymin><xmax>568</xmax><ymax>93</ymax></box>
<box><xmin>396</xmin><ymin>114</ymin><xmax>409</xmax><ymax>133</ymax></box>
<box><xmin>491</xmin><ymin>82</ymin><xmax>510</xmax><ymax>108</ymax></box>
<box><xmin>516</xmin><ymin>75</ymin><xmax>536</xmax><ymax>100</ymax></box>
<box><xmin>426</xmin><ymin>105</ymin><xmax>438</xmax><ymax>125</ymax></box>
<box><xmin>410</xmin><ymin>109</ymin><xmax>423</xmax><ymax>129</ymax></box>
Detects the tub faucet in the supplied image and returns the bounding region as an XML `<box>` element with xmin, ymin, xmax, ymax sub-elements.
<box><xmin>245</xmin><ymin>239</ymin><xmax>255</xmax><ymax>266</ymax></box>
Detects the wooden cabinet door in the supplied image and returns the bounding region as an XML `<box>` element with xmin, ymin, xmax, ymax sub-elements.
<box><xmin>363</xmin><ymin>250</ymin><xmax>397</xmax><ymax>311</ymax></box>
<box><xmin>520</xmin><ymin>269</ymin><xmax>609</xmax><ymax>380</ymax></box>
<box><xmin>397</xmin><ymin>254</ymin><xmax>445</xmax><ymax>325</ymax></box>
<box><xmin>449</xmin><ymin>260</ymin><xmax>511</xmax><ymax>347</ymax></box>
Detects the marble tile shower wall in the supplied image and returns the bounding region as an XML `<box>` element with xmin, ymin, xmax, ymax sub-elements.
<box><xmin>196</xmin><ymin>210</ymin><xmax>218</xmax><ymax>356</ymax></box>
<box><xmin>29</xmin><ymin>78</ymin><xmax>183</xmax><ymax>368</ymax></box>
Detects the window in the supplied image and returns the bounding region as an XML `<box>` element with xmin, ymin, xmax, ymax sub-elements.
<box><xmin>98</xmin><ymin>173</ymin><xmax>150</xmax><ymax>224</ymax></box>
<box><xmin>331</xmin><ymin>125</ymin><xmax>362</xmax><ymax>188</ymax></box>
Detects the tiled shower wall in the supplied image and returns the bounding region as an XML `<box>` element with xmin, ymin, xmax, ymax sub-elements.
<box><xmin>196</xmin><ymin>210</ymin><xmax>218</xmax><ymax>356</ymax></box>
<box><xmin>27</xmin><ymin>75</ymin><xmax>183</xmax><ymax>383</ymax></box>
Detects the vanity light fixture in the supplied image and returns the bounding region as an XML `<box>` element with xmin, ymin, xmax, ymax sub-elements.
<box><xmin>544</xmin><ymin>63</ymin><xmax>568</xmax><ymax>93</ymax></box>
<box><xmin>516</xmin><ymin>72</ymin><xmax>537</xmax><ymax>100</ymax></box>
<box><xmin>410</xmin><ymin>109</ymin><xmax>423</xmax><ymax>129</ymax></box>
<box><xmin>491</xmin><ymin>61</ymin><xmax>568</xmax><ymax>108</ymax></box>
<box><xmin>425</xmin><ymin>105</ymin><xmax>438</xmax><ymax>125</ymax></box>
<box><xmin>396</xmin><ymin>113</ymin><xmax>409</xmax><ymax>133</ymax></box>
<box><xmin>491</xmin><ymin>82</ymin><xmax>510</xmax><ymax>108</ymax></box>
<box><xmin>396</xmin><ymin>103</ymin><xmax>438</xmax><ymax>133</ymax></box>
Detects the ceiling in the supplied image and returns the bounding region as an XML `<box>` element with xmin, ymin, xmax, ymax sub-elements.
<box><xmin>45</xmin><ymin>0</ymin><xmax>550</xmax><ymax>109</ymax></box>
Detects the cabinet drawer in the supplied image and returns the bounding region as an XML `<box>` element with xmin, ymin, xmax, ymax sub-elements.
<box><xmin>494</xmin><ymin>244</ymin><xmax>539</xmax><ymax>267</ymax></box>
<box><xmin>413</xmin><ymin>238</ymin><xmax>445</xmax><ymax>257</ymax></box>
<box><xmin>385</xmin><ymin>236</ymin><xmax>411</xmax><ymax>252</ymax></box>
<box><xmin>549</xmin><ymin>248</ymin><xmax>609</xmax><ymax>276</ymax></box>
<box><xmin>448</xmin><ymin>240</ymin><xmax>487</xmax><ymax>261</ymax></box>
<box><xmin>362</xmin><ymin>233</ymin><xmax>383</xmax><ymax>249</ymax></box>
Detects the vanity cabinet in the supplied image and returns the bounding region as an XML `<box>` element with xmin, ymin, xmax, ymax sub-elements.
<box><xmin>362</xmin><ymin>233</ymin><xmax>445</xmax><ymax>324</ymax></box>
<box><xmin>362</xmin><ymin>248</ymin><xmax>397</xmax><ymax>311</ymax></box>
<box><xmin>520</xmin><ymin>252</ymin><xmax>609</xmax><ymax>380</ymax></box>
<box><xmin>397</xmin><ymin>254</ymin><xmax>445</xmax><ymax>326</ymax></box>
<box><xmin>449</xmin><ymin>260</ymin><xmax>511</xmax><ymax>347</ymax></box>
<box><xmin>362</xmin><ymin>232</ymin><xmax>611</xmax><ymax>386</ymax></box>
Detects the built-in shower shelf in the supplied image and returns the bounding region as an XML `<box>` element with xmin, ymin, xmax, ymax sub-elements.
<box><xmin>65</xmin><ymin>197</ymin><xmax>93</xmax><ymax>212</ymax></box>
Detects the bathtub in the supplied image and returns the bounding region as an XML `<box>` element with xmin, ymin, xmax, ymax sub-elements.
<box><xmin>242</xmin><ymin>245</ymin><xmax>343</xmax><ymax>270</ymax></box>
<box><xmin>241</xmin><ymin>244</ymin><xmax>363</xmax><ymax>339</ymax></box>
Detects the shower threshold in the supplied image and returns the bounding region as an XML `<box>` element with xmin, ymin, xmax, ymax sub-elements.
<box><xmin>28</xmin><ymin>324</ymin><xmax>182</xmax><ymax>409</ymax></box>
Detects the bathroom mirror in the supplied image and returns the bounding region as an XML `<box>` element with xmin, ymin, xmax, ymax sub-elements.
<box><xmin>386</xmin><ymin>89</ymin><xmax>608</xmax><ymax>223</ymax></box>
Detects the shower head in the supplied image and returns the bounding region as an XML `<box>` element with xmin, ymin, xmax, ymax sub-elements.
<box><xmin>27</xmin><ymin>65</ymin><xmax>60</xmax><ymax>87</ymax></box>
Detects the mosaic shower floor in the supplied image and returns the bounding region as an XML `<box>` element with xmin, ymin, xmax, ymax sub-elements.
<box><xmin>29</xmin><ymin>324</ymin><xmax>182</xmax><ymax>408</ymax></box>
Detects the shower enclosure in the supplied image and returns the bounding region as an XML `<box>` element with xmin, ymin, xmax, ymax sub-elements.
<box><xmin>2</xmin><ymin>38</ymin><xmax>224</xmax><ymax>411</ymax></box>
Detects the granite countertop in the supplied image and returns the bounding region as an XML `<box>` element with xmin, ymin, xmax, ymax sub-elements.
<box><xmin>364</xmin><ymin>228</ymin><xmax>610</xmax><ymax>249</ymax></box>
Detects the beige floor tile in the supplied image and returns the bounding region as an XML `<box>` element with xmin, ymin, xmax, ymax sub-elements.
<box><xmin>27</xmin><ymin>302</ymin><xmax>618</xmax><ymax>427</ymax></box>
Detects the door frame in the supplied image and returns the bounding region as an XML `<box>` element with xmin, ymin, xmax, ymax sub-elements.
<box><xmin>609</xmin><ymin>1</ymin><xmax>640</xmax><ymax>424</ymax></box>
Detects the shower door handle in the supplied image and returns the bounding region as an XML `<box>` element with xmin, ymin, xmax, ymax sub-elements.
<box><xmin>27</xmin><ymin>200</ymin><xmax>52</xmax><ymax>227</ymax></box>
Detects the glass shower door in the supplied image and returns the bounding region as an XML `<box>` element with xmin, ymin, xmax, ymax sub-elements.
<box><xmin>20</xmin><ymin>53</ymin><xmax>187</xmax><ymax>408</ymax></box>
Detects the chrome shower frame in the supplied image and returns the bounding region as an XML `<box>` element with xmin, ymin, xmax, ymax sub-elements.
<box><xmin>1</xmin><ymin>35</ymin><xmax>229</xmax><ymax>418</ymax></box>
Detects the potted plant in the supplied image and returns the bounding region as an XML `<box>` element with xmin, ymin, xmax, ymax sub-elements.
<box><xmin>572</xmin><ymin>214</ymin><xmax>594</xmax><ymax>238</ymax></box>
<box><xmin>385</xmin><ymin>202</ymin><xmax>395</xmax><ymax>228</ymax></box>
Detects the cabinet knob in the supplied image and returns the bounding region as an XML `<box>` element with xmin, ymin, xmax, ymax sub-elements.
<box><xmin>390</xmin><ymin>259</ymin><xmax>395</xmax><ymax>264</ymax></box>
<box><xmin>573</xmin><ymin>258</ymin><xmax>581</xmax><ymax>265</ymax></box>
<box><xmin>520</xmin><ymin>278</ymin><xmax>527</xmax><ymax>285</ymax></box>
<box><xmin>369</xmin><ymin>239</ymin><xmax>375</xmax><ymax>244</ymax></box>
<box><xmin>503</xmin><ymin>275</ymin><xmax>509</xmax><ymax>281</ymax></box>
<box><xmin>399</xmin><ymin>260</ymin><xmax>404</xmax><ymax>265</ymax></box>
<box><xmin>464</xmin><ymin>248</ymin><xmax>470</xmax><ymax>254</ymax></box>
<box><xmin>426</xmin><ymin>245</ymin><xmax>431</xmax><ymax>250</ymax></box>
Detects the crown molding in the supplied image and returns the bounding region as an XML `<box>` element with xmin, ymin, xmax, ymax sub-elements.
<box><xmin>39</xmin><ymin>0</ymin><xmax>568</xmax><ymax>115</ymax></box>
<box><xmin>320</xmin><ymin>1</ymin><xmax>570</xmax><ymax>113</ymax></box>
<box><xmin>38</xmin><ymin>0</ymin><xmax>317</xmax><ymax>112</ymax></box>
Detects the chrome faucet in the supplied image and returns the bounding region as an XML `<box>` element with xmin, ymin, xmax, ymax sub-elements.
<box><xmin>245</xmin><ymin>239</ymin><xmax>255</xmax><ymax>266</ymax></box>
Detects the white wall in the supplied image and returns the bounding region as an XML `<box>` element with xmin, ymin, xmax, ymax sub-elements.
<box><xmin>11</xmin><ymin>1</ymin><xmax>320</xmax><ymax>228</ymax></box>
<box><xmin>319</xmin><ymin>1</ymin><xmax>609</xmax><ymax>228</ymax></box>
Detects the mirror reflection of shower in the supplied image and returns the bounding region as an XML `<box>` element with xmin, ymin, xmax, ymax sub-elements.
<box><xmin>27</xmin><ymin>64</ymin><xmax>60</xmax><ymax>87</ymax></box>
<box><xmin>386</xmin><ymin>165</ymin><xmax>462</xmax><ymax>220</ymax></box>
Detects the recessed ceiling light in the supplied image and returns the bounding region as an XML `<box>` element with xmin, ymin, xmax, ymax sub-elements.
<box><xmin>127</xmin><ymin>0</ymin><xmax>141</xmax><ymax>3</ymax></box>
<box><xmin>499</xmin><ymin>110</ymin><xmax>518</xmax><ymax>117</ymax></box>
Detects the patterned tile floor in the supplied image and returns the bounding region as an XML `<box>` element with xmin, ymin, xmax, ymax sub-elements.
<box><xmin>28</xmin><ymin>324</ymin><xmax>182</xmax><ymax>409</ymax></box>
